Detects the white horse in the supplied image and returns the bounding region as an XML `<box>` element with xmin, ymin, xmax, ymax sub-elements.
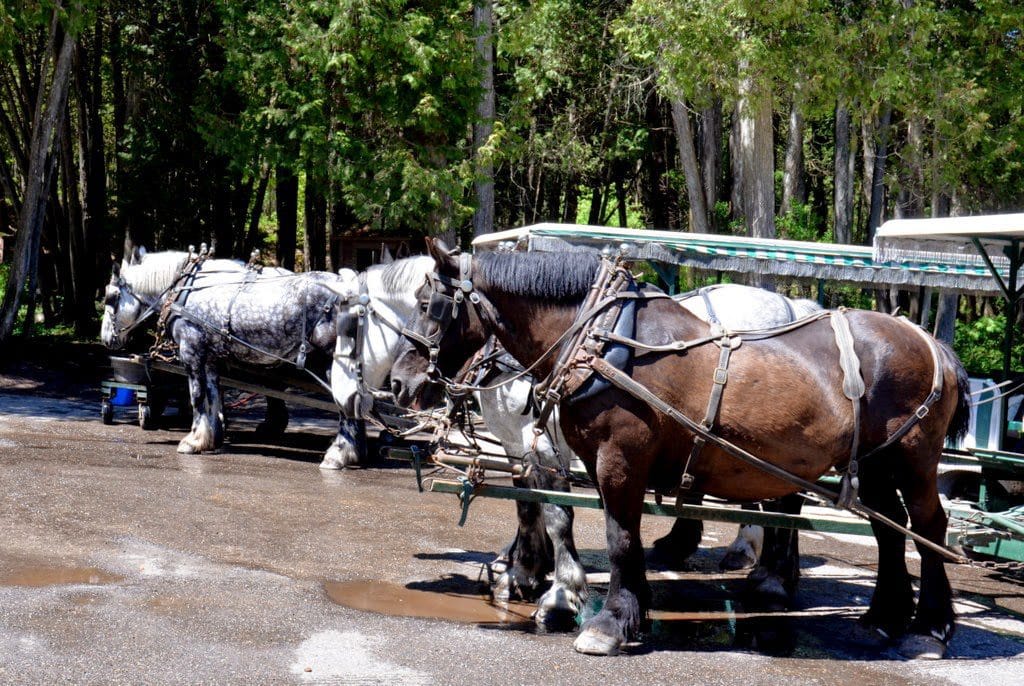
<box><xmin>100</xmin><ymin>248</ymin><xmax>362</xmax><ymax>468</ymax></box>
<box><xmin>326</xmin><ymin>259</ymin><xmax>822</xmax><ymax>627</ymax></box>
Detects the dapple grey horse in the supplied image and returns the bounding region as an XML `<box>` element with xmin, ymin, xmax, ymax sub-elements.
<box><xmin>101</xmin><ymin>249</ymin><xmax>362</xmax><ymax>466</ymax></box>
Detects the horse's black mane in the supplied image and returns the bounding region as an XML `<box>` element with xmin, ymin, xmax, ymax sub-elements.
<box><xmin>475</xmin><ymin>250</ymin><xmax>600</xmax><ymax>302</ymax></box>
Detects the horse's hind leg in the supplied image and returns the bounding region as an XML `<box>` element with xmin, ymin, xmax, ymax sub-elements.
<box><xmin>895</xmin><ymin>447</ymin><xmax>955</xmax><ymax>659</ymax></box>
<box><xmin>745</xmin><ymin>494</ymin><xmax>802</xmax><ymax>601</ymax></box>
<box><xmin>648</xmin><ymin>505</ymin><xmax>703</xmax><ymax>570</ymax></box>
<box><xmin>493</xmin><ymin>495</ymin><xmax>552</xmax><ymax>603</ymax></box>
<box><xmin>320</xmin><ymin>417</ymin><xmax>366</xmax><ymax>469</ymax></box>
<box><xmin>257</xmin><ymin>397</ymin><xmax>289</xmax><ymax>436</ymax></box>
<box><xmin>741</xmin><ymin>494</ymin><xmax>802</xmax><ymax>654</ymax></box>
<box><xmin>858</xmin><ymin>453</ymin><xmax>916</xmax><ymax>641</ymax></box>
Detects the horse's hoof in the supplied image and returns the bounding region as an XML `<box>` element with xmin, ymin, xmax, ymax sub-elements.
<box><xmin>720</xmin><ymin>546</ymin><xmax>757</xmax><ymax>571</ymax></box>
<box><xmin>321</xmin><ymin>444</ymin><xmax>359</xmax><ymax>470</ymax></box>
<box><xmin>177</xmin><ymin>440</ymin><xmax>200</xmax><ymax>454</ymax></box>
<box><xmin>535</xmin><ymin>587</ymin><xmax>580</xmax><ymax>632</ymax></box>
<box><xmin>318</xmin><ymin>454</ymin><xmax>345</xmax><ymax>470</ymax></box>
<box><xmin>573</xmin><ymin>628</ymin><xmax>621</xmax><ymax>656</ymax></box>
<box><xmin>899</xmin><ymin>633</ymin><xmax>947</xmax><ymax>660</ymax></box>
<box><xmin>849</xmin><ymin>619</ymin><xmax>894</xmax><ymax>648</ymax></box>
<box><xmin>534</xmin><ymin>605</ymin><xmax>578</xmax><ymax>633</ymax></box>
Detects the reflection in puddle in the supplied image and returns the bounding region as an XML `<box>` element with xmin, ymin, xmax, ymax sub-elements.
<box><xmin>324</xmin><ymin>580</ymin><xmax>534</xmax><ymax>627</ymax></box>
<box><xmin>0</xmin><ymin>565</ymin><xmax>123</xmax><ymax>588</ymax></box>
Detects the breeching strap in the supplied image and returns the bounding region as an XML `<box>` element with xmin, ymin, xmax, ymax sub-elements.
<box><xmin>830</xmin><ymin>309</ymin><xmax>865</xmax><ymax>509</ymax></box>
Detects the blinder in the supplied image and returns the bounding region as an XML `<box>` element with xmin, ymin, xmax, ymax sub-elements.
<box><xmin>427</xmin><ymin>290</ymin><xmax>457</xmax><ymax>328</ymax></box>
<box><xmin>401</xmin><ymin>253</ymin><xmax>482</xmax><ymax>379</ymax></box>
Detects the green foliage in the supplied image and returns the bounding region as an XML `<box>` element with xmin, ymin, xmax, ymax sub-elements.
<box><xmin>954</xmin><ymin>314</ymin><xmax>1024</xmax><ymax>376</ymax></box>
<box><xmin>206</xmin><ymin>0</ymin><xmax>480</xmax><ymax>234</ymax></box>
<box><xmin>775</xmin><ymin>203</ymin><xmax>831</xmax><ymax>243</ymax></box>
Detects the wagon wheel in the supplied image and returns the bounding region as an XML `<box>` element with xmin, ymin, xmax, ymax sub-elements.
<box><xmin>138</xmin><ymin>402</ymin><xmax>156</xmax><ymax>430</ymax></box>
<box><xmin>101</xmin><ymin>399</ymin><xmax>114</xmax><ymax>425</ymax></box>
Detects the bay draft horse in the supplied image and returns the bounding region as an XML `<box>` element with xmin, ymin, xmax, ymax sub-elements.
<box><xmin>390</xmin><ymin>239</ymin><xmax>970</xmax><ymax>659</ymax></box>
<box><xmin>325</xmin><ymin>256</ymin><xmax>817</xmax><ymax>631</ymax></box>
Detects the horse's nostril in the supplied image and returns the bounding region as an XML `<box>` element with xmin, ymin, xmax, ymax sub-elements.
<box><xmin>391</xmin><ymin>378</ymin><xmax>404</xmax><ymax>400</ymax></box>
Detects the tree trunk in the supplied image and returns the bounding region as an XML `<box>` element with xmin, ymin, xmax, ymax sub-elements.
<box><xmin>670</xmin><ymin>99</ymin><xmax>710</xmax><ymax>233</ymax></box>
<box><xmin>867</xmin><ymin>107</ymin><xmax>892</xmax><ymax>241</ymax></box>
<box><xmin>699</xmin><ymin>98</ymin><xmax>722</xmax><ymax>229</ymax></box>
<box><xmin>781</xmin><ymin>93</ymin><xmax>806</xmax><ymax>216</ymax></box>
<box><xmin>71</xmin><ymin>16</ymin><xmax>104</xmax><ymax>336</ymax></box>
<box><xmin>729</xmin><ymin>107</ymin><xmax>744</xmax><ymax>225</ymax></box>
<box><xmin>242</xmin><ymin>165</ymin><xmax>270</xmax><ymax>259</ymax></box>
<box><xmin>275</xmin><ymin>164</ymin><xmax>297</xmax><ymax>270</ymax></box>
<box><xmin>737</xmin><ymin>79</ymin><xmax>774</xmax><ymax>239</ymax></box>
<box><xmin>0</xmin><ymin>9</ymin><xmax>75</xmax><ymax>345</ymax></box>
<box><xmin>472</xmin><ymin>0</ymin><xmax>495</xmax><ymax>237</ymax></box>
<box><xmin>642</xmin><ymin>92</ymin><xmax>673</xmax><ymax>230</ymax></box>
<box><xmin>615</xmin><ymin>176</ymin><xmax>627</xmax><ymax>228</ymax></box>
<box><xmin>304</xmin><ymin>166</ymin><xmax>327</xmax><ymax>271</ymax></box>
<box><xmin>59</xmin><ymin>104</ymin><xmax>81</xmax><ymax>327</ymax></box>
<box><xmin>562</xmin><ymin>181</ymin><xmax>579</xmax><ymax>224</ymax></box>
<box><xmin>833</xmin><ymin>102</ymin><xmax>854</xmax><ymax>244</ymax></box>
<box><xmin>587</xmin><ymin>184</ymin><xmax>603</xmax><ymax>226</ymax></box>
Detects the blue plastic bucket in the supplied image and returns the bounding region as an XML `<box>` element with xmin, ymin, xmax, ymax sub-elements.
<box><xmin>110</xmin><ymin>387</ymin><xmax>136</xmax><ymax>406</ymax></box>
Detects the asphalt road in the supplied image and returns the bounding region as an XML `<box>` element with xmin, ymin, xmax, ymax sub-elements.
<box><xmin>1</xmin><ymin>347</ymin><xmax>1024</xmax><ymax>685</ymax></box>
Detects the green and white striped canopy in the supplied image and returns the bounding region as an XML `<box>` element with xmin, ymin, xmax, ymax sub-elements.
<box><xmin>472</xmin><ymin>223</ymin><xmax>1005</xmax><ymax>295</ymax></box>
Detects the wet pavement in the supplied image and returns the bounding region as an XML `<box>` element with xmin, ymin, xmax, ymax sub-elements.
<box><xmin>1</xmin><ymin>346</ymin><xmax>1024</xmax><ymax>684</ymax></box>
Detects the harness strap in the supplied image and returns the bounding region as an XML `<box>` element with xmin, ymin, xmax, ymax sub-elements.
<box><xmin>698</xmin><ymin>287</ymin><xmax>725</xmax><ymax>336</ymax></box>
<box><xmin>677</xmin><ymin>336</ymin><xmax>739</xmax><ymax>498</ymax></box>
<box><xmin>830</xmin><ymin>308</ymin><xmax>865</xmax><ymax>509</ymax></box>
<box><xmin>587</xmin><ymin>355</ymin><xmax>969</xmax><ymax>566</ymax></box>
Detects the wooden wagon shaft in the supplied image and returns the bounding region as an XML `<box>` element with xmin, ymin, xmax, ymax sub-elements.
<box><xmin>427</xmin><ymin>478</ymin><xmax>876</xmax><ymax>537</ymax></box>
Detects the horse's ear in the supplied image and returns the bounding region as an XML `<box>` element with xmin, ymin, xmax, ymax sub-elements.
<box><xmin>379</xmin><ymin>245</ymin><xmax>394</xmax><ymax>264</ymax></box>
<box><xmin>111</xmin><ymin>259</ymin><xmax>121</xmax><ymax>280</ymax></box>
<box><xmin>128</xmin><ymin>245</ymin><xmax>144</xmax><ymax>265</ymax></box>
<box><xmin>426</xmin><ymin>237</ymin><xmax>459</xmax><ymax>275</ymax></box>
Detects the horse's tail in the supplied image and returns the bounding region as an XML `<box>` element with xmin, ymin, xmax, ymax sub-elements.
<box><xmin>939</xmin><ymin>339</ymin><xmax>971</xmax><ymax>444</ymax></box>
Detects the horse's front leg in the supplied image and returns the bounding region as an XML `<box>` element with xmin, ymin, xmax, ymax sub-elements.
<box><xmin>574</xmin><ymin>446</ymin><xmax>649</xmax><ymax>656</ymax></box>
<box><xmin>320</xmin><ymin>417</ymin><xmax>367</xmax><ymax>469</ymax></box>
<box><xmin>177</xmin><ymin>354</ymin><xmax>222</xmax><ymax>454</ymax></box>
<box><xmin>535</xmin><ymin>498</ymin><xmax>589</xmax><ymax>631</ymax></box>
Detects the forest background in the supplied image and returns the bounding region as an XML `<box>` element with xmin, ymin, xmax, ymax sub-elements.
<box><xmin>0</xmin><ymin>1</ymin><xmax>1022</xmax><ymax>373</ymax></box>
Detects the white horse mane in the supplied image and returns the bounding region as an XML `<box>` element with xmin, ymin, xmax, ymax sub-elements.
<box><xmin>369</xmin><ymin>254</ymin><xmax>435</xmax><ymax>297</ymax></box>
<box><xmin>121</xmin><ymin>251</ymin><xmax>192</xmax><ymax>299</ymax></box>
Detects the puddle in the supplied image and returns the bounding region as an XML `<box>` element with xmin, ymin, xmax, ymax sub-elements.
<box><xmin>324</xmin><ymin>580</ymin><xmax>535</xmax><ymax>626</ymax></box>
<box><xmin>0</xmin><ymin>565</ymin><xmax>123</xmax><ymax>588</ymax></box>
